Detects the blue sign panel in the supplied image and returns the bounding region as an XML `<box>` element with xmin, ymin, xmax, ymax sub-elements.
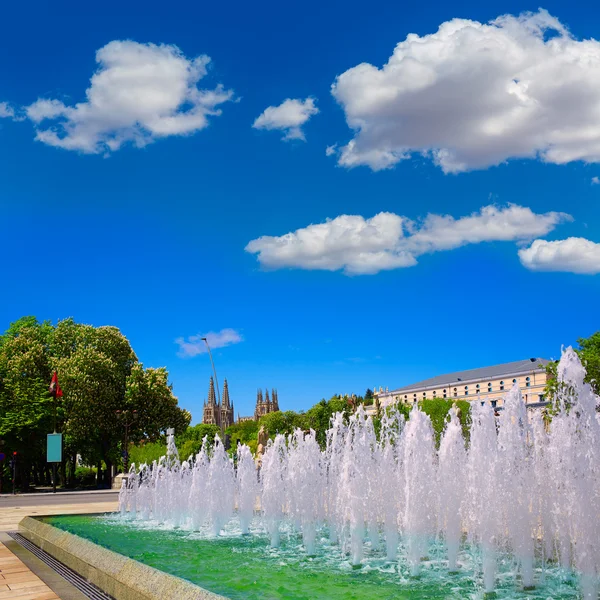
<box><xmin>47</xmin><ymin>433</ymin><xmax>62</xmax><ymax>463</ymax></box>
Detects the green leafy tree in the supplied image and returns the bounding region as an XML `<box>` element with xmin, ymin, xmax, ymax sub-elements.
<box><xmin>225</xmin><ymin>420</ymin><xmax>259</xmax><ymax>448</ymax></box>
<box><xmin>0</xmin><ymin>316</ymin><xmax>190</xmax><ymax>490</ymax></box>
<box><xmin>176</xmin><ymin>423</ymin><xmax>220</xmax><ymax>459</ymax></box>
<box><xmin>545</xmin><ymin>330</ymin><xmax>600</xmax><ymax>411</ymax></box>
<box><xmin>420</xmin><ymin>399</ymin><xmax>471</xmax><ymax>445</ymax></box>
<box><xmin>304</xmin><ymin>397</ymin><xmax>350</xmax><ymax>447</ymax></box>
<box><xmin>258</xmin><ymin>410</ymin><xmax>307</xmax><ymax>438</ymax></box>
<box><xmin>0</xmin><ymin>318</ymin><xmax>54</xmax><ymax>489</ymax></box>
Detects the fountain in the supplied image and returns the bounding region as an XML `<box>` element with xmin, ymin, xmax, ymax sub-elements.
<box><xmin>51</xmin><ymin>347</ymin><xmax>600</xmax><ymax>599</ymax></box>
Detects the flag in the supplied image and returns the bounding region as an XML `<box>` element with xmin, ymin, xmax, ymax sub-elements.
<box><xmin>49</xmin><ymin>372</ymin><xmax>63</xmax><ymax>398</ymax></box>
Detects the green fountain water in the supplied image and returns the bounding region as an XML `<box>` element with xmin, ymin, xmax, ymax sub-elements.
<box><xmin>45</xmin><ymin>515</ymin><xmax>581</xmax><ymax>600</ymax></box>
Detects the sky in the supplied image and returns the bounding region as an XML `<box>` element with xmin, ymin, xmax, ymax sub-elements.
<box><xmin>1</xmin><ymin>0</ymin><xmax>600</xmax><ymax>423</ymax></box>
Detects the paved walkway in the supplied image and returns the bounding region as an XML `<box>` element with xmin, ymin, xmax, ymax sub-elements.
<box><xmin>0</xmin><ymin>498</ymin><xmax>118</xmax><ymax>599</ymax></box>
<box><xmin>0</xmin><ymin>539</ymin><xmax>58</xmax><ymax>600</ymax></box>
<box><xmin>0</xmin><ymin>500</ymin><xmax>118</xmax><ymax>533</ymax></box>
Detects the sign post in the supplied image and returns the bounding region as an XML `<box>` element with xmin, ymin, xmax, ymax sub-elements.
<box><xmin>48</xmin><ymin>372</ymin><xmax>63</xmax><ymax>493</ymax></box>
<box><xmin>47</xmin><ymin>433</ymin><xmax>62</xmax><ymax>493</ymax></box>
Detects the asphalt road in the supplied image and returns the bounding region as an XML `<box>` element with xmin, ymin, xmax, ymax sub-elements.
<box><xmin>0</xmin><ymin>490</ymin><xmax>119</xmax><ymax>508</ymax></box>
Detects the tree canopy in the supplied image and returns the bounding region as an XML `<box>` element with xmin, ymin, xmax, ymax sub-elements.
<box><xmin>0</xmin><ymin>316</ymin><xmax>190</xmax><ymax>490</ymax></box>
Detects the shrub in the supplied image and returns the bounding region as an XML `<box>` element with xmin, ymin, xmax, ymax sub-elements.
<box><xmin>74</xmin><ymin>466</ymin><xmax>97</xmax><ymax>487</ymax></box>
<box><xmin>128</xmin><ymin>442</ymin><xmax>167</xmax><ymax>467</ymax></box>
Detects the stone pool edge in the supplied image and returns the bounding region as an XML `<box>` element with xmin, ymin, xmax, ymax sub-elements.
<box><xmin>18</xmin><ymin>515</ymin><xmax>227</xmax><ymax>600</ymax></box>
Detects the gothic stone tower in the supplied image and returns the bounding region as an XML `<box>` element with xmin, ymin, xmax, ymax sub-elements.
<box><xmin>254</xmin><ymin>388</ymin><xmax>280</xmax><ymax>420</ymax></box>
<box><xmin>202</xmin><ymin>376</ymin><xmax>220</xmax><ymax>427</ymax></box>
<box><xmin>220</xmin><ymin>379</ymin><xmax>234</xmax><ymax>434</ymax></box>
<box><xmin>202</xmin><ymin>377</ymin><xmax>235</xmax><ymax>436</ymax></box>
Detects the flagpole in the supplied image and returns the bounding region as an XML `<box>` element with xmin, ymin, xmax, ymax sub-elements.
<box><xmin>52</xmin><ymin>390</ymin><xmax>56</xmax><ymax>493</ymax></box>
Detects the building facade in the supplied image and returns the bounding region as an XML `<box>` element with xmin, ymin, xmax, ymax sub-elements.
<box><xmin>202</xmin><ymin>377</ymin><xmax>235</xmax><ymax>435</ymax></box>
<box><xmin>376</xmin><ymin>357</ymin><xmax>550</xmax><ymax>411</ymax></box>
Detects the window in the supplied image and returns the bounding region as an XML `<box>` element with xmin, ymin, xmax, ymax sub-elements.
<box><xmin>433</xmin><ymin>390</ymin><xmax>437</xmax><ymax>397</ymax></box>
<box><xmin>404</xmin><ymin>395</ymin><xmax>407</xmax><ymax>400</ymax></box>
<box><xmin>488</xmin><ymin>383</ymin><xmax>492</xmax><ymax>392</ymax></box>
<box><xmin>423</xmin><ymin>392</ymin><xmax>426</xmax><ymax>398</ymax></box>
<box><xmin>481</xmin><ymin>401</ymin><xmax>485</xmax><ymax>406</ymax></box>
<box><xmin>539</xmin><ymin>394</ymin><xmax>545</xmax><ymax>402</ymax></box>
<box><xmin>491</xmin><ymin>400</ymin><xmax>497</xmax><ymax>408</ymax></box>
<box><xmin>500</xmin><ymin>381</ymin><xmax>504</xmax><ymax>391</ymax></box>
<box><xmin>476</xmin><ymin>384</ymin><xmax>480</xmax><ymax>393</ymax></box>
<box><xmin>443</xmin><ymin>392</ymin><xmax>447</xmax><ymax>399</ymax></box>
<box><xmin>513</xmin><ymin>378</ymin><xmax>517</xmax><ymax>384</ymax></box>
<box><xmin>526</xmin><ymin>376</ymin><xmax>531</xmax><ymax>387</ymax></box>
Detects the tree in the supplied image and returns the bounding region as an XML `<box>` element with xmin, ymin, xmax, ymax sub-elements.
<box><xmin>176</xmin><ymin>424</ymin><xmax>220</xmax><ymax>459</ymax></box>
<box><xmin>258</xmin><ymin>410</ymin><xmax>306</xmax><ymax>438</ymax></box>
<box><xmin>545</xmin><ymin>330</ymin><xmax>600</xmax><ymax>409</ymax></box>
<box><xmin>0</xmin><ymin>316</ymin><xmax>190</xmax><ymax>490</ymax></box>
<box><xmin>0</xmin><ymin>318</ymin><xmax>54</xmax><ymax>489</ymax></box>
<box><xmin>225</xmin><ymin>420</ymin><xmax>259</xmax><ymax>448</ymax></box>
<box><xmin>577</xmin><ymin>332</ymin><xmax>600</xmax><ymax>394</ymax></box>
<box><xmin>304</xmin><ymin>397</ymin><xmax>350</xmax><ymax>448</ymax></box>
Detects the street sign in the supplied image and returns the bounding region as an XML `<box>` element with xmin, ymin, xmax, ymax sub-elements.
<box><xmin>47</xmin><ymin>433</ymin><xmax>62</xmax><ymax>463</ymax></box>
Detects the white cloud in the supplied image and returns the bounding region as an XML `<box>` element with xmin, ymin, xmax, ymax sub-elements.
<box><xmin>592</xmin><ymin>176</ymin><xmax>600</xmax><ymax>185</ymax></box>
<box><xmin>0</xmin><ymin>102</ymin><xmax>14</xmax><ymax>119</ymax></box>
<box><xmin>246</xmin><ymin>204</ymin><xmax>570</xmax><ymax>275</ymax></box>
<box><xmin>325</xmin><ymin>144</ymin><xmax>337</xmax><ymax>157</ymax></box>
<box><xmin>518</xmin><ymin>237</ymin><xmax>600</xmax><ymax>274</ymax></box>
<box><xmin>25</xmin><ymin>40</ymin><xmax>233</xmax><ymax>154</ymax></box>
<box><xmin>175</xmin><ymin>328</ymin><xmax>243</xmax><ymax>358</ymax></box>
<box><xmin>331</xmin><ymin>9</ymin><xmax>600</xmax><ymax>173</ymax></box>
<box><xmin>253</xmin><ymin>97</ymin><xmax>318</xmax><ymax>141</ymax></box>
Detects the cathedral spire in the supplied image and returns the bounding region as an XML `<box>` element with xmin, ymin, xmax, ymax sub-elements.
<box><xmin>222</xmin><ymin>379</ymin><xmax>231</xmax><ymax>408</ymax></box>
<box><xmin>207</xmin><ymin>376</ymin><xmax>217</xmax><ymax>407</ymax></box>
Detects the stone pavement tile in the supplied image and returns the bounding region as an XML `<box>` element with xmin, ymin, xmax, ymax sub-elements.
<box><xmin>0</xmin><ymin>541</ymin><xmax>59</xmax><ymax>600</ymax></box>
<box><xmin>0</xmin><ymin>501</ymin><xmax>117</xmax><ymax>533</ymax></box>
<box><xmin>0</xmin><ymin>588</ymin><xmax>58</xmax><ymax>599</ymax></box>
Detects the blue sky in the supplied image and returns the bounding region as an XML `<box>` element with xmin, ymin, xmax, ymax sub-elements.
<box><xmin>1</xmin><ymin>0</ymin><xmax>599</xmax><ymax>422</ymax></box>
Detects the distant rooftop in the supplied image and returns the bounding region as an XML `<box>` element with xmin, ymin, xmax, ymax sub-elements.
<box><xmin>388</xmin><ymin>358</ymin><xmax>550</xmax><ymax>395</ymax></box>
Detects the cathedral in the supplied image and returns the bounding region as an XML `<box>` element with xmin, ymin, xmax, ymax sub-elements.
<box><xmin>202</xmin><ymin>377</ymin><xmax>235</xmax><ymax>435</ymax></box>
<box><xmin>202</xmin><ymin>378</ymin><xmax>280</xmax><ymax>428</ymax></box>
<box><xmin>254</xmin><ymin>388</ymin><xmax>279</xmax><ymax>420</ymax></box>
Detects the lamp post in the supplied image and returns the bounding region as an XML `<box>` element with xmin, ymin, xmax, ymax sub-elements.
<box><xmin>116</xmin><ymin>409</ymin><xmax>137</xmax><ymax>473</ymax></box>
<box><xmin>201</xmin><ymin>337</ymin><xmax>221</xmax><ymax>406</ymax></box>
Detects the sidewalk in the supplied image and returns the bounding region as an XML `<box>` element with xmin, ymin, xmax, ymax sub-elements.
<box><xmin>0</xmin><ymin>490</ymin><xmax>117</xmax><ymax>499</ymax></box>
<box><xmin>0</xmin><ymin>538</ymin><xmax>59</xmax><ymax>600</ymax></box>
<box><xmin>0</xmin><ymin>500</ymin><xmax>118</xmax><ymax>533</ymax></box>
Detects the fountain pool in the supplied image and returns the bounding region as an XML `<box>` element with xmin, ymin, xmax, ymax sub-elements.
<box><xmin>44</xmin><ymin>514</ymin><xmax>582</xmax><ymax>599</ymax></box>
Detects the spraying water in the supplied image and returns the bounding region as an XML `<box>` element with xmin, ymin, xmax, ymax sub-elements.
<box><xmin>119</xmin><ymin>348</ymin><xmax>600</xmax><ymax>597</ymax></box>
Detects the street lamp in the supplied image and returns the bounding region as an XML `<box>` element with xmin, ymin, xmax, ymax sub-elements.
<box><xmin>116</xmin><ymin>409</ymin><xmax>138</xmax><ymax>473</ymax></box>
<box><xmin>201</xmin><ymin>337</ymin><xmax>221</xmax><ymax>406</ymax></box>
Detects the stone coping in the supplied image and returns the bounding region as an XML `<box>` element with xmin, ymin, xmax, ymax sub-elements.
<box><xmin>19</xmin><ymin>516</ymin><xmax>227</xmax><ymax>600</ymax></box>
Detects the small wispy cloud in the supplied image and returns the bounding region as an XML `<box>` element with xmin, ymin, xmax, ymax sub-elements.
<box><xmin>253</xmin><ymin>97</ymin><xmax>318</xmax><ymax>141</ymax></box>
<box><xmin>175</xmin><ymin>328</ymin><xmax>243</xmax><ymax>358</ymax></box>
<box><xmin>592</xmin><ymin>176</ymin><xmax>600</xmax><ymax>185</ymax></box>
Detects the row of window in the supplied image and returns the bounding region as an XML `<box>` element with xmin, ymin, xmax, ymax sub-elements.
<box><xmin>403</xmin><ymin>377</ymin><xmax>533</xmax><ymax>401</ymax></box>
